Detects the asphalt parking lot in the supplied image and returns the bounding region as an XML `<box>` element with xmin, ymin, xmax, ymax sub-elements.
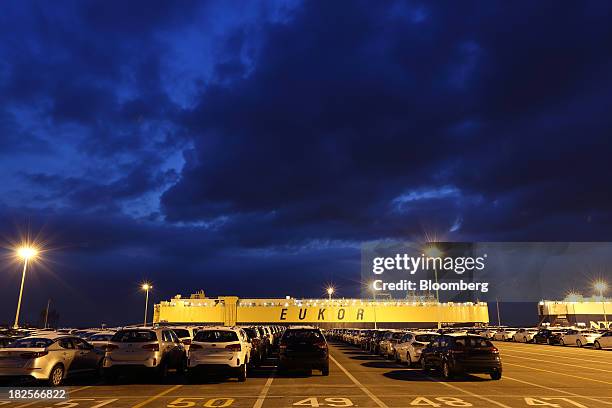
<box><xmin>1</xmin><ymin>341</ymin><xmax>610</xmax><ymax>408</ymax></box>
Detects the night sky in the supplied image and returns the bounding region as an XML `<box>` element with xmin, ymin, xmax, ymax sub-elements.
<box><xmin>1</xmin><ymin>1</ymin><xmax>611</xmax><ymax>327</ymax></box>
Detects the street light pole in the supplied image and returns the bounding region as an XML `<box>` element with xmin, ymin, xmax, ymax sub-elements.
<box><xmin>142</xmin><ymin>283</ymin><xmax>152</xmax><ymax>327</ymax></box>
<box><xmin>44</xmin><ymin>298</ymin><xmax>51</xmax><ymax>329</ymax></box>
<box><xmin>14</xmin><ymin>258</ymin><xmax>29</xmax><ymax>329</ymax></box>
<box><xmin>13</xmin><ymin>246</ymin><xmax>38</xmax><ymax>329</ymax></box>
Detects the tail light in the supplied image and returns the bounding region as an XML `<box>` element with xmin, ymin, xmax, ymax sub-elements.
<box><xmin>490</xmin><ymin>347</ymin><xmax>499</xmax><ymax>354</ymax></box>
<box><xmin>182</xmin><ymin>339</ymin><xmax>192</xmax><ymax>345</ymax></box>
<box><xmin>104</xmin><ymin>344</ymin><xmax>118</xmax><ymax>351</ymax></box>
<box><xmin>190</xmin><ymin>344</ymin><xmax>203</xmax><ymax>350</ymax></box>
<box><xmin>142</xmin><ymin>344</ymin><xmax>160</xmax><ymax>351</ymax></box>
<box><xmin>279</xmin><ymin>343</ymin><xmax>287</xmax><ymax>351</ymax></box>
<box><xmin>21</xmin><ymin>351</ymin><xmax>48</xmax><ymax>359</ymax></box>
<box><xmin>225</xmin><ymin>344</ymin><xmax>241</xmax><ymax>352</ymax></box>
<box><xmin>314</xmin><ymin>341</ymin><xmax>327</xmax><ymax>349</ymax></box>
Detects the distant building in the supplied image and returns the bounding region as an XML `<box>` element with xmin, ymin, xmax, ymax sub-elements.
<box><xmin>538</xmin><ymin>297</ymin><xmax>611</xmax><ymax>329</ymax></box>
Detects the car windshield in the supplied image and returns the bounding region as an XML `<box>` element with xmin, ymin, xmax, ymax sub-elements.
<box><xmin>415</xmin><ymin>334</ymin><xmax>438</xmax><ymax>342</ymax></box>
<box><xmin>283</xmin><ymin>329</ymin><xmax>323</xmax><ymax>343</ymax></box>
<box><xmin>89</xmin><ymin>334</ymin><xmax>113</xmax><ymax>341</ymax></box>
<box><xmin>112</xmin><ymin>330</ymin><xmax>157</xmax><ymax>343</ymax></box>
<box><xmin>454</xmin><ymin>337</ymin><xmax>493</xmax><ymax>348</ymax></box>
<box><xmin>194</xmin><ymin>330</ymin><xmax>239</xmax><ymax>342</ymax></box>
<box><xmin>243</xmin><ymin>328</ymin><xmax>257</xmax><ymax>338</ymax></box>
<box><xmin>7</xmin><ymin>338</ymin><xmax>53</xmax><ymax>348</ymax></box>
<box><xmin>172</xmin><ymin>329</ymin><xmax>190</xmax><ymax>338</ymax></box>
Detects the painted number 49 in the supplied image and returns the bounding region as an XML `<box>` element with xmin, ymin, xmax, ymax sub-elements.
<box><xmin>294</xmin><ymin>398</ymin><xmax>354</xmax><ymax>407</ymax></box>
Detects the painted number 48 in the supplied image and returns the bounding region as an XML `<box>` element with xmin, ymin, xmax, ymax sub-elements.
<box><xmin>294</xmin><ymin>398</ymin><xmax>354</xmax><ymax>407</ymax></box>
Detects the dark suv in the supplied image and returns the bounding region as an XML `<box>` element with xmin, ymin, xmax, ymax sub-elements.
<box><xmin>278</xmin><ymin>326</ymin><xmax>329</xmax><ymax>376</ymax></box>
<box><xmin>421</xmin><ymin>335</ymin><xmax>502</xmax><ymax>380</ymax></box>
<box><xmin>532</xmin><ymin>329</ymin><xmax>564</xmax><ymax>345</ymax></box>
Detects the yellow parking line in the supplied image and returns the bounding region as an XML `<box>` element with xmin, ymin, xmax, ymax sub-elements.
<box><xmin>499</xmin><ymin>347</ymin><xmax>609</xmax><ymax>364</ymax></box>
<box><xmin>430</xmin><ymin>378</ymin><xmax>513</xmax><ymax>408</ymax></box>
<box><xmin>504</xmin><ymin>374</ymin><xmax>612</xmax><ymax>406</ymax></box>
<box><xmin>503</xmin><ymin>352</ymin><xmax>612</xmax><ymax>373</ymax></box>
<box><xmin>503</xmin><ymin>361</ymin><xmax>612</xmax><ymax>385</ymax></box>
<box><xmin>130</xmin><ymin>384</ymin><xmax>182</xmax><ymax>408</ymax></box>
<box><xmin>329</xmin><ymin>354</ymin><xmax>388</xmax><ymax>408</ymax></box>
<box><xmin>253</xmin><ymin>371</ymin><xmax>275</xmax><ymax>408</ymax></box>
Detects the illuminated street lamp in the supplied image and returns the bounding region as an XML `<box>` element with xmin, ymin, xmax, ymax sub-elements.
<box><xmin>14</xmin><ymin>246</ymin><xmax>39</xmax><ymax>329</ymax></box>
<box><xmin>594</xmin><ymin>281</ymin><xmax>608</xmax><ymax>326</ymax></box>
<box><xmin>327</xmin><ymin>286</ymin><xmax>335</xmax><ymax>301</ymax></box>
<box><xmin>142</xmin><ymin>283</ymin><xmax>153</xmax><ymax>327</ymax></box>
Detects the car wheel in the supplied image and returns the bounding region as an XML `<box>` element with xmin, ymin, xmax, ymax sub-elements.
<box><xmin>442</xmin><ymin>361</ymin><xmax>452</xmax><ymax>379</ymax></box>
<box><xmin>420</xmin><ymin>358</ymin><xmax>429</xmax><ymax>373</ymax></box>
<box><xmin>157</xmin><ymin>361</ymin><xmax>169</xmax><ymax>381</ymax></box>
<box><xmin>576</xmin><ymin>340</ymin><xmax>582</xmax><ymax>348</ymax></box>
<box><xmin>594</xmin><ymin>341</ymin><xmax>602</xmax><ymax>350</ymax></box>
<box><xmin>490</xmin><ymin>369</ymin><xmax>502</xmax><ymax>380</ymax></box>
<box><xmin>48</xmin><ymin>364</ymin><xmax>64</xmax><ymax>387</ymax></box>
<box><xmin>237</xmin><ymin>363</ymin><xmax>247</xmax><ymax>382</ymax></box>
<box><xmin>321</xmin><ymin>365</ymin><xmax>329</xmax><ymax>376</ymax></box>
<box><xmin>177</xmin><ymin>357</ymin><xmax>187</xmax><ymax>375</ymax></box>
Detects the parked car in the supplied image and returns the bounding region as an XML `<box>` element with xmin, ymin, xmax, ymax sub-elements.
<box><xmin>242</xmin><ymin>326</ymin><xmax>265</xmax><ymax>366</ymax></box>
<box><xmin>421</xmin><ymin>335</ymin><xmax>502</xmax><ymax>380</ymax></box>
<box><xmin>492</xmin><ymin>328</ymin><xmax>517</xmax><ymax>341</ymax></box>
<box><xmin>87</xmin><ymin>332</ymin><xmax>116</xmax><ymax>349</ymax></box>
<box><xmin>395</xmin><ymin>332</ymin><xmax>439</xmax><ymax>366</ymax></box>
<box><xmin>560</xmin><ymin>329</ymin><xmax>600</xmax><ymax>347</ymax></box>
<box><xmin>103</xmin><ymin>328</ymin><xmax>187</xmax><ymax>381</ymax></box>
<box><xmin>0</xmin><ymin>334</ymin><xmax>104</xmax><ymax>386</ymax></box>
<box><xmin>278</xmin><ymin>326</ymin><xmax>329</xmax><ymax>375</ymax></box>
<box><xmin>513</xmin><ymin>328</ymin><xmax>538</xmax><ymax>343</ymax></box>
<box><xmin>532</xmin><ymin>329</ymin><xmax>565</xmax><ymax>345</ymax></box>
<box><xmin>0</xmin><ymin>336</ymin><xmax>14</xmax><ymax>348</ymax></box>
<box><xmin>368</xmin><ymin>330</ymin><xmax>389</xmax><ymax>354</ymax></box>
<box><xmin>188</xmin><ymin>326</ymin><xmax>251</xmax><ymax>381</ymax></box>
<box><xmin>594</xmin><ymin>331</ymin><xmax>612</xmax><ymax>349</ymax></box>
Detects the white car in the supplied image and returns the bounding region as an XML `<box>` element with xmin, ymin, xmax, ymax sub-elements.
<box><xmin>166</xmin><ymin>326</ymin><xmax>199</xmax><ymax>351</ymax></box>
<box><xmin>395</xmin><ymin>332</ymin><xmax>439</xmax><ymax>366</ymax></box>
<box><xmin>0</xmin><ymin>334</ymin><xmax>104</xmax><ymax>386</ymax></box>
<box><xmin>513</xmin><ymin>328</ymin><xmax>538</xmax><ymax>343</ymax></box>
<box><xmin>493</xmin><ymin>328</ymin><xmax>517</xmax><ymax>341</ymax></box>
<box><xmin>188</xmin><ymin>326</ymin><xmax>251</xmax><ymax>381</ymax></box>
<box><xmin>560</xmin><ymin>329</ymin><xmax>600</xmax><ymax>347</ymax></box>
<box><xmin>594</xmin><ymin>331</ymin><xmax>612</xmax><ymax>349</ymax></box>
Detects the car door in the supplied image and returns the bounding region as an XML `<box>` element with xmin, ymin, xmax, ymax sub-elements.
<box><xmin>161</xmin><ymin>330</ymin><xmax>177</xmax><ymax>367</ymax></box>
<box><xmin>73</xmin><ymin>337</ymin><xmax>99</xmax><ymax>372</ymax></box>
<box><xmin>57</xmin><ymin>337</ymin><xmax>79</xmax><ymax>374</ymax></box>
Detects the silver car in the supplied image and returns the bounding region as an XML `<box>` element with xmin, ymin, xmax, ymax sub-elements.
<box><xmin>0</xmin><ymin>334</ymin><xmax>104</xmax><ymax>386</ymax></box>
<box><xmin>103</xmin><ymin>328</ymin><xmax>186</xmax><ymax>381</ymax></box>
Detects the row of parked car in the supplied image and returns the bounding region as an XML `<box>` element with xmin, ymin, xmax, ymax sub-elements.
<box><xmin>327</xmin><ymin>327</ymin><xmax>503</xmax><ymax>380</ymax></box>
<box><xmin>484</xmin><ymin>327</ymin><xmax>612</xmax><ymax>348</ymax></box>
<box><xmin>0</xmin><ymin>324</ymin><xmax>286</xmax><ymax>386</ymax></box>
<box><xmin>329</xmin><ymin>325</ymin><xmax>612</xmax><ymax>351</ymax></box>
